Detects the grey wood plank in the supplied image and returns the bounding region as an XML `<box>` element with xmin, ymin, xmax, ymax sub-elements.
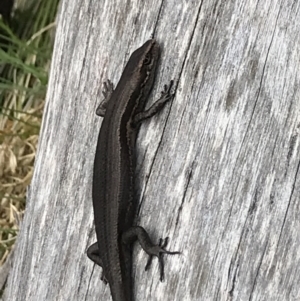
<box><xmin>4</xmin><ymin>0</ymin><xmax>300</xmax><ymax>300</ymax></box>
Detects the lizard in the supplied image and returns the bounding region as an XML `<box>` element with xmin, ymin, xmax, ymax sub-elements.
<box><xmin>87</xmin><ymin>39</ymin><xmax>179</xmax><ymax>301</ymax></box>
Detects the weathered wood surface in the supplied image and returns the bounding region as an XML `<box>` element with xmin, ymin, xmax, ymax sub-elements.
<box><xmin>4</xmin><ymin>0</ymin><xmax>300</xmax><ymax>300</ymax></box>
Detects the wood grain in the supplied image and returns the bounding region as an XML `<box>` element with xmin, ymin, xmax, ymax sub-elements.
<box><xmin>4</xmin><ymin>0</ymin><xmax>300</xmax><ymax>300</ymax></box>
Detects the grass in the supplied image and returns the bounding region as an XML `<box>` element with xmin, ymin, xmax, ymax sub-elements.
<box><xmin>0</xmin><ymin>0</ymin><xmax>60</xmax><ymax>275</ymax></box>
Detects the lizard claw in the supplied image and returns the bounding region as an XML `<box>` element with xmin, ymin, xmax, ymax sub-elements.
<box><xmin>101</xmin><ymin>272</ymin><xmax>108</xmax><ymax>285</ymax></box>
<box><xmin>161</xmin><ymin>80</ymin><xmax>174</xmax><ymax>96</ymax></box>
<box><xmin>145</xmin><ymin>236</ymin><xmax>180</xmax><ymax>282</ymax></box>
<box><xmin>102</xmin><ymin>79</ymin><xmax>114</xmax><ymax>99</ymax></box>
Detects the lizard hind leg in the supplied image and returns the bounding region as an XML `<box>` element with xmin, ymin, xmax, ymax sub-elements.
<box><xmin>122</xmin><ymin>226</ymin><xmax>180</xmax><ymax>282</ymax></box>
<box><xmin>87</xmin><ymin>242</ymin><xmax>108</xmax><ymax>284</ymax></box>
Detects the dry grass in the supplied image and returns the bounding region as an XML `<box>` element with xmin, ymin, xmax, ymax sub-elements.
<box><xmin>0</xmin><ymin>103</ymin><xmax>42</xmax><ymax>265</ymax></box>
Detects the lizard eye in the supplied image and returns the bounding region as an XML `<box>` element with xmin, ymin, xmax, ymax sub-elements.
<box><xmin>143</xmin><ymin>53</ymin><xmax>151</xmax><ymax>65</ymax></box>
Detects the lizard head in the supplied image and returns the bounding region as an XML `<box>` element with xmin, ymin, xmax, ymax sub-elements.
<box><xmin>123</xmin><ymin>39</ymin><xmax>160</xmax><ymax>90</ymax></box>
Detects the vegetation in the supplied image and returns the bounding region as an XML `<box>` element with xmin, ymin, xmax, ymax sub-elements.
<box><xmin>0</xmin><ymin>0</ymin><xmax>59</xmax><ymax>272</ymax></box>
